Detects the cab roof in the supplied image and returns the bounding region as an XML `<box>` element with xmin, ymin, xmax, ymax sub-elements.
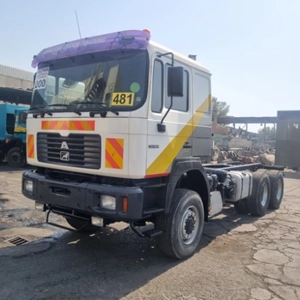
<box><xmin>149</xmin><ymin>40</ymin><xmax>211</xmax><ymax>75</ymax></box>
<box><xmin>32</xmin><ymin>29</ymin><xmax>211</xmax><ymax>75</ymax></box>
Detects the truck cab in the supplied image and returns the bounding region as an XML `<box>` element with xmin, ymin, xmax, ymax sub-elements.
<box><xmin>22</xmin><ymin>29</ymin><xmax>284</xmax><ymax>259</ymax></box>
<box><xmin>14</xmin><ymin>107</ymin><xmax>28</xmax><ymax>140</ymax></box>
<box><xmin>0</xmin><ymin>103</ymin><xmax>28</xmax><ymax>167</ymax></box>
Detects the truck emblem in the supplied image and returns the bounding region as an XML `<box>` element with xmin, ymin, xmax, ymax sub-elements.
<box><xmin>60</xmin><ymin>141</ymin><xmax>69</xmax><ymax>149</ymax></box>
<box><xmin>60</xmin><ymin>151</ymin><xmax>70</xmax><ymax>161</ymax></box>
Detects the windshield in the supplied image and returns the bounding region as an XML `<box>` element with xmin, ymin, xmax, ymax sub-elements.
<box><xmin>31</xmin><ymin>50</ymin><xmax>148</xmax><ymax>112</ymax></box>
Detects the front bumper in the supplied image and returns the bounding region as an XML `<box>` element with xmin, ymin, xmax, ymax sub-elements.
<box><xmin>22</xmin><ymin>170</ymin><xmax>144</xmax><ymax>221</ymax></box>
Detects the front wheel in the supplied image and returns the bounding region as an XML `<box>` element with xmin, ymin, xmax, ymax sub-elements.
<box><xmin>6</xmin><ymin>147</ymin><xmax>26</xmax><ymax>168</ymax></box>
<box><xmin>155</xmin><ymin>188</ymin><xmax>204</xmax><ymax>259</ymax></box>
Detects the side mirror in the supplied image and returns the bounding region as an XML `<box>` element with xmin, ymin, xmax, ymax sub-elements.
<box><xmin>33</xmin><ymin>73</ymin><xmax>36</xmax><ymax>84</ymax></box>
<box><xmin>167</xmin><ymin>66</ymin><xmax>184</xmax><ymax>97</ymax></box>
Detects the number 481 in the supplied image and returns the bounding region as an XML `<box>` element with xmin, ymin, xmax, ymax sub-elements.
<box><xmin>112</xmin><ymin>93</ymin><xmax>134</xmax><ymax>106</ymax></box>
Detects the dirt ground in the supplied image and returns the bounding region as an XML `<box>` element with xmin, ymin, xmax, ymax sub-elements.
<box><xmin>0</xmin><ymin>166</ymin><xmax>299</xmax><ymax>300</ymax></box>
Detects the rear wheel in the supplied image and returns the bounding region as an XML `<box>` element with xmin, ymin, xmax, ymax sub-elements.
<box><xmin>267</xmin><ymin>170</ymin><xmax>284</xmax><ymax>209</ymax></box>
<box><xmin>248</xmin><ymin>170</ymin><xmax>271</xmax><ymax>216</ymax></box>
<box><xmin>234</xmin><ymin>199</ymin><xmax>249</xmax><ymax>214</ymax></box>
<box><xmin>6</xmin><ymin>147</ymin><xmax>26</xmax><ymax>168</ymax></box>
<box><xmin>155</xmin><ymin>188</ymin><xmax>204</xmax><ymax>259</ymax></box>
<box><xmin>65</xmin><ymin>217</ymin><xmax>98</xmax><ymax>233</ymax></box>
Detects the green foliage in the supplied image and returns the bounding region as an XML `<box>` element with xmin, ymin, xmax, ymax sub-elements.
<box><xmin>212</xmin><ymin>97</ymin><xmax>230</xmax><ymax>120</ymax></box>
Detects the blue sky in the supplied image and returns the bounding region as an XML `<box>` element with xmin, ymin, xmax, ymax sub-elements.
<box><xmin>1</xmin><ymin>0</ymin><xmax>299</xmax><ymax>131</ymax></box>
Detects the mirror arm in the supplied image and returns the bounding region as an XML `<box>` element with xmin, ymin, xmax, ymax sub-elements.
<box><xmin>157</xmin><ymin>52</ymin><xmax>174</xmax><ymax>133</ymax></box>
<box><xmin>160</xmin><ymin>96</ymin><xmax>173</xmax><ymax>126</ymax></box>
<box><xmin>157</xmin><ymin>52</ymin><xmax>174</xmax><ymax>67</ymax></box>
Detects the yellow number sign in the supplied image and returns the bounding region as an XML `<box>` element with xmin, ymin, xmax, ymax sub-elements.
<box><xmin>111</xmin><ymin>93</ymin><xmax>134</xmax><ymax>106</ymax></box>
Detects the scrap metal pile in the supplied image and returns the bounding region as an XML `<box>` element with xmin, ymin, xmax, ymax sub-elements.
<box><xmin>212</xmin><ymin>122</ymin><xmax>276</xmax><ymax>165</ymax></box>
<box><xmin>215</xmin><ymin>146</ymin><xmax>276</xmax><ymax>165</ymax></box>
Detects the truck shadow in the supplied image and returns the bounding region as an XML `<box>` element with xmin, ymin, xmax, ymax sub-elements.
<box><xmin>49</xmin><ymin>203</ymin><xmax>264</xmax><ymax>255</ymax></box>
<box><xmin>0</xmin><ymin>163</ymin><xmax>32</xmax><ymax>172</ymax></box>
<box><xmin>0</xmin><ymin>204</ymin><xmax>270</xmax><ymax>299</ymax></box>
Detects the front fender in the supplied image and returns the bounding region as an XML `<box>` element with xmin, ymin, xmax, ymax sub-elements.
<box><xmin>165</xmin><ymin>157</ymin><xmax>210</xmax><ymax>214</ymax></box>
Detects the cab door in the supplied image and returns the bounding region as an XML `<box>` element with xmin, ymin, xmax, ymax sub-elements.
<box><xmin>146</xmin><ymin>56</ymin><xmax>192</xmax><ymax>177</ymax></box>
<box><xmin>191</xmin><ymin>71</ymin><xmax>212</xmax><ymax>162</ymax></box>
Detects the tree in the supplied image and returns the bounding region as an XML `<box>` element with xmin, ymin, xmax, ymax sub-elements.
<box><xmin>212</xmin><ymin>97</ymin><xmax>230</xmax><ymax>121</ymax></box>
<box><xmin>258</xmin><ymin>126</ymin><xmax>276</xmax><ymax>140</ymax></box>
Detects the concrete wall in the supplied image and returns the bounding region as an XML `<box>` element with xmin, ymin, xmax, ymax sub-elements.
<box><xmin>276</xmin><ymin>110</ymin><xmax>300</xmax><ymax>169</ymax></box>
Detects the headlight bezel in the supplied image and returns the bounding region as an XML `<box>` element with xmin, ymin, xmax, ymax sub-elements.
<box><xmin>24</xmin><ymin>180</ymin><xmax>33</xmax><ymax>193</ymax></box>
<box><xmin>100</xmin><ymin>195</ymin><xmax>116</xmax><ymax>211</ymax></box>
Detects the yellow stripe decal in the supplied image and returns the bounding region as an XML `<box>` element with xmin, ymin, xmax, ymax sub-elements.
<box><xmin>146</xmin><ymin>95</ymin><xmax>211</xmax><ymax>175</ymax></box>
<box><xmin>14</xmin><ymin>127</ymin><xmax>27</xmax><ymax>133</ymax></box>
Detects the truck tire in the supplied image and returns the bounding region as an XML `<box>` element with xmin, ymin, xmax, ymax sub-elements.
<box><xmin>267</xmin><ymin>170</ymin><xmax>284</xmax><ymax>209</ymax></box>
<box><xmin>248</xmin><ymin>170</ymin><xmax>271</xmax><ymax>217</ymax></box>
<box><xmin>65</xmin><ymin>217</ymin><xmax>98</xmax><ymax>233</ymax></box>
<box><xmin>155</xmin><ymin>188</ymin><xmax>204</xmax><ymax>259</ymax></box>
<box><xmin>6</xmin><ymin>147</ymin><xmax>26</xmax><ymax>168</ymax></box>
<box><xmin>234</xmin><ymin>199</ymin><xmax>249</xmax><ymax>214</ymax></box>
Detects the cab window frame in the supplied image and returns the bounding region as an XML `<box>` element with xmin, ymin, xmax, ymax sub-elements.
<box><xmin>151</xmin><ymin>58</ymin><xmax>164</xmax><ymax>113</ymax></box>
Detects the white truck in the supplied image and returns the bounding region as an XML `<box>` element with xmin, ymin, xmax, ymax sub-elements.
<box><xmin>22</xmin><ymin>29</ymin><xmax>284</xmax><ymax>259</ymax></box>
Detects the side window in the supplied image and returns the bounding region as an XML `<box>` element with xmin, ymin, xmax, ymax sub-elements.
<box><xmin>194</xmin><ymin>73</ymin><xmax>211</xmax><ymax>114</ymax></box>
<box><xmin>151</xmin><ymin>60</ymin><xmax>163</xmax><ymax>113</ymax></box>
<box><xmin>165</xmin><ymin>64</ymin><xmax>189</xmax><ymax>112</ymax></box>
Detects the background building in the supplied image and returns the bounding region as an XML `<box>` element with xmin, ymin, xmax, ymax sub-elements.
<box><xmin>0</xmin><ymin>64</ymin><xmax>33</xmax><ymax>105</ymax></box>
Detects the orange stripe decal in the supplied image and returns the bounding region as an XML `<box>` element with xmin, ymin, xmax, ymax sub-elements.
<box><xmin>27</xmin><ymin>134</ymin><xmax>35</xmax><ymax>159</ymax></box>
<box><xmin>41</xmin><ymin>120</ymin><xmax>95</xmax><ymax>131</ymax></box>
<box><xmin>105</xmin><ymin>138</ymin><xmax>124</xmax><ymax>169</ymax></box>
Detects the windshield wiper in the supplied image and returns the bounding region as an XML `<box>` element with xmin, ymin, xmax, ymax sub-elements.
<box><xmin>72</xmin><ymin>101</ymin><xmax>119</xmax><ymax>116</ymax></box>
<box><xmin>72</xmin><ymin>101</ymin><xmax>106</xmax><ymax>107</ymax></box>
<box><xmin>45</xmin><ymin>104</ymin><xmax>82</xmax><ymax>116</ymax></box>
<box><xmin>29</xmin><ymin>106</ymin><xmax>53</xmax><ymax>117</ymax></box>
<box><xmin>30</xmin><ymin>104</ymin><xmax>81</xmax><ymax>117</ymax></box>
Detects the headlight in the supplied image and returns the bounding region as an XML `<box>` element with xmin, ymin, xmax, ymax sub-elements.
<box><xmin>100</xmin><ymin>195</ymin><xmax>116</xmax><ymax>210</ymax></box>
<box><xmin>24</xmin><ymin>180</ymin><xmax>33</xmax><ymax>192</ymax></box>
<box><xmin>35</xmin><ymin>202</ymin><xmax>45</xmax><ymax>211</ymax></box>
<box><xmin>91</xmin><ymin>216</ymin><xmax>104</xmax><ymax>227</ymax></box>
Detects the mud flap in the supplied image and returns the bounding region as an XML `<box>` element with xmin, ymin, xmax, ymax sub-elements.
<box><xmin>209</xmin><ymin>191</ymin><xmax>223</xmax><ymax>217</ymax></box>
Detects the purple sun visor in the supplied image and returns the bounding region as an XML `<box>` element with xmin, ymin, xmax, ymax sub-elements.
<box><xmin>32</xmin><ymin>30</ymin><xmax>151</xmax><ymax>68</ymax></box>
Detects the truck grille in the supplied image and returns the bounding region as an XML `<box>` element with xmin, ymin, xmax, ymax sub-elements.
<box><xmin>37</xmin><ymin>133</ymin><xmax>101</xmax><ymax>169</ymax></box>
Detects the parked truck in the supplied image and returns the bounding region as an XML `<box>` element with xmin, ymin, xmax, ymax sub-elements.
<box><xmin>0</xmin><ymin>103</ymin><xmax>28</xmax><ymax>167</ymax></box>
<box><xmin>22</xmin><ymin>29</ymin><xmax>284</xmax><ymax>259</ymax></box>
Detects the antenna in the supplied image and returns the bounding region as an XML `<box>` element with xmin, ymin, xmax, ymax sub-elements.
<box><xmin>75</xmin><ymin>10</ymin><xmax>82</xmax><ymax>38</ymax></box>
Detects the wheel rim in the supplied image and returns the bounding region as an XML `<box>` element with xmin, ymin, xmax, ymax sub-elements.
<box><xmin>179</xmin><ymin>205</ymin><xmax>200</xmax><ymax>245</ymax></box>
<box><xmin>260</xmin><ymin>182</ymin><xmax>269</xmax><ymax>206</ymax></box>
<box><xmin>11</xmin><ymin>151</ymin><xmax>21</xmax><ymax>164</ymax></box>
<box><xmin>276</xmin><ymin>179</ymin><xmax>283</xmax><ymax>201</ymax></box>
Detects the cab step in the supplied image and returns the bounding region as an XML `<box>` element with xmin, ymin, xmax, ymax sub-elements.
<box><xmin>143</xmin><ymin>207</ymin><xmax>164</xmax><ymax>215</ymax></box>
<box><xmin>130</xmin><ymin>222</ymin><xmax>162</xmax><ymax>238</ymax></box>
